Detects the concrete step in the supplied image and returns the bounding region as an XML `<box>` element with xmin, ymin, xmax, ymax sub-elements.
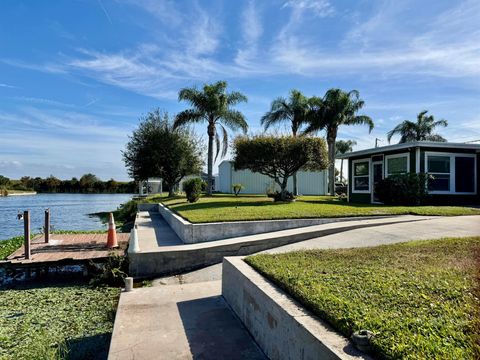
<box><xmin>108</xmin><ymin>281</ymin><xmax>266</xmax><ymax>360</ymax></box>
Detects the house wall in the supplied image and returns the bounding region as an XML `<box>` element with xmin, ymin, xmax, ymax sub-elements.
<box><xmin>217</xmin><ymin>161</ymin><xmax>327</xmax><ymax>195</ymax></box>
<box><xmin>218</xmin><ymin>161</ymin><xmax>232</xmax><ymax>193</ymax></box>
<box><xmin>347</xmin><ymin>146</ymin><xmax>479</xmax><ymax>205</ymax></box>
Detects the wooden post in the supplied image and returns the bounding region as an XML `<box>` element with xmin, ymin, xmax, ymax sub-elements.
<box><xmin>44</xmin><ymin>209</ymin><xmax>50</xmax><ymax>243</ymax></box>
<box><xmin>24</xmin><ymin>210</ymin><xmax>30</xmax><ymax>260</ymax></box>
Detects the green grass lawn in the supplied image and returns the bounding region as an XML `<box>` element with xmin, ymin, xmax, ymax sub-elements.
<box><xmin>157</xmin><ymin>194</ymin><xmax>480</xmax><ymax>223</ymax></box>
<box><xmin>246</xmin><ymin>237</ymin><xmax>480</xmax><ymax>359</ymax></box>
<box><xmin>0</xmin><ymin>284</ymin><xmax>120</xmax><ymax>360</ymax></box>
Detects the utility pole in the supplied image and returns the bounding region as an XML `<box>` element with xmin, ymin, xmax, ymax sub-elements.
<box><xmin>375</xmin><ymin>138</ymin><xmax>382</xmax><ymax>148</ymax></box>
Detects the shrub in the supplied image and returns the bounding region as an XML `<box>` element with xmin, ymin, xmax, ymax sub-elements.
<box><xmin>270</xmin><ymin>190</ymin><xmax>295</xmax><ymax>202</ymax></box>
<box><xmin>89</xmin><ymin>253</ymin><xmax>128</xmax><ymax>287</ymax></box>
<box><xmin>376</xmin><ymin>173</ymin><xmax>430</xmax><ymax>205</ymax></box>
<box><xmin>200</xmin><ymin>179</ymin><xmax>208</xmax><ymax>192</ymax></box>
<box><xmin>232</xmin><ymin>183</ymin><xmax>244</xmax><ymax>196</ymax></box>
<box><xmin>183</xmin><ymin>177</ymin><xmax>203</xmax><ymax>203</ymax></box>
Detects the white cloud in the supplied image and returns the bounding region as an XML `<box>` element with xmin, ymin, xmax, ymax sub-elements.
<box><xmin>282</xmin><ymin>0</ymin><xmax>334</xmax><ymax>18</ymax></box>
<box><xmin>5</xmin><ymin>0</ymin><xmax>480</xmax><ymax>101</ymax></box>
<box><xmin>236</xmin><ymin>0</ymin><xmax>263</xmax><ymax>66</ymax></box>
<box><xmin>0</xmin><ymin>83</ymin><xmax>17</xmax><ymax>88</ymax></box>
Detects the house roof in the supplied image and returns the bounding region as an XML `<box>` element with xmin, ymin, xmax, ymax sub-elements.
<box><xmin>337</xmin><ymin>141</ymin><xmax>480</xmax><ymax>159</ymax></box>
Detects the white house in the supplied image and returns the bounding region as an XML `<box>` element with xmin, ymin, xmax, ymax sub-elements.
<box><xmin>216</xmin><ymin>160</ymin><xmax>328</xmax><ymax>195</ymax></box>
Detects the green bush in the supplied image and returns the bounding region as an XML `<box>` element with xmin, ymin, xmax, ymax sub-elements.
<box><xmin>200</xmin><ymin>179</ymin><xmax>208</xmax><ymax>192</ymax></box>
<box><xmin>232</xmin><ymin>183</ymin><xmax>244</xmax><ymax>196</ymax></box>
<box><xmin>376</xmin><ymin>173</ymin><xmax>430</xmax><ymax>205</ymax></box>
<box><xmin>182</xmin><ymin>178</ymin><xmax>203</xmax><ymax>203</ymax></box>
<box><xmin>89</xmin><ymin>253</ymin><xmax>128</xmax><ymax>287</ymax></box>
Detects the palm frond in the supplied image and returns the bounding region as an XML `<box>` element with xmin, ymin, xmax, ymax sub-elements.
<box><xmin>425</xmin><ymin>134</ymin><xmax>447</xmax><ymax>142</ymax></box>
<box><xmin>346</xmin><ymin>115</ymin><xmax>374</xmax><ymax>133</ymax></box>
<box><xmin>220</xmin><ymin>110</ymin><xmax>248</xmax><ymax>133</ymax></box>
<box><xmin>173</xmin><ymin>110</ymin><xmax>205</xmax><ymax>129</ymax></box>
<box><xmin>261</xmin><ymin>97</ymin><xmax>291</xmax><ymax>130</ymax></box>
<box><xmin>227</xmin><ymin>91</ymin><xmax>248</xmax><ymax>106</ymax></box>
<box><xmin>220</xmin><ymin>124</ymin><xmax>229</xmax><ymax>158</ymax></box>
<box><xmin>433</xmin><ymin>119</ymin><xmax>448</xmax><ymax>128</ymax></box>
<box><xmin>387</xmin><ymin>120</ymin><xmax>416</xmax><ymax>143</ymax></box>
<box><xmin>214</xmin><ymin>130</ymin><xmax>221</xmax><ymax>163</ymax></box>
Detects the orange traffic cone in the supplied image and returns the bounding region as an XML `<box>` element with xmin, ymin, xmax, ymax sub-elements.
<box><xmin>106</xmin><ymin>212</ymin><xmax>118</xmax><ymax>248</ymax></box>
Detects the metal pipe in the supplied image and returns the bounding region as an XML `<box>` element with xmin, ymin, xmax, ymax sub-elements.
<box><xmin>44</xmin><ymin>208</ymin><xmax>50</xmax><ymax>243</ymax></box>
<box><xmin>24</xmin><ymin>210</ymin><xmax>30</xmax><ymax>260</ymax></box>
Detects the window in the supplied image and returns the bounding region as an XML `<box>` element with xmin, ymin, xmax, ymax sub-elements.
<box><xmin>385</xmin><ymin>153</ymin><xmax>409</xmax><ymax>176</ymax></box>
<box><xmin>353</xmin><ymin>159</ymin><xmax>370</xmax><ymax>193</ymax></box>
<box><xmin>455</xmin><ymin>157</ymin><xmax>475</xmax><ymax>193</ymax></box>
<box><xmin>425</xmin><ymin>152</ymin><xmax>476</xmax><ymax>194</ymax></box>
<box><xmin>427</xmin><ymin>155</ymin><xmax>450</xmax><ymax>191</ymax></box>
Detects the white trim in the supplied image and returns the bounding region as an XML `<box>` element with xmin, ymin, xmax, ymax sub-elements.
<box><xmin>425</xmin><ymin>151</ymin><xmax>477</xmax><ymax>195</ymax></box>
<box><xmin>384</xmin><ymin>152</ymin><xmax>410</xmax><ymax>177</ymax></box>
<box><xmin>415</xmin><ymin>148</ymin><xmax>420</xmax><ymax>173</ymax></box>
<box><xmin>352</xmin><ymin>158</ymin><xmax>371</xmax><ymax>194</ymax></box>
<box><xmin>371</xmin><ymin>160</ymin><xmax>384</xmax><ymax>204</ymax></box>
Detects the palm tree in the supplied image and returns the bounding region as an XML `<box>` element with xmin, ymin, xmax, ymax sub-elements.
<box><xmin>335</xmin><ymin>140</ymin><xmax>357</xmax><ymax>183</ymax></box>
<box><xmin>387</xmin><ymin>110</ymin><xmax>448</xmax><ymax>144</ymax></box>
<box><xmin>305</xmin><ymin>89</ymin><xmax>374</xmax><ymax>195</ymax></box>
<box><xmin>174</xmin><ymin>81</ymin><xmax>248</xmax><ymax>195</ymax></box>
<box><xmin>261</xmin><ymin>89</ymin><xmax>310</xmax><ymax>195</ymax></box>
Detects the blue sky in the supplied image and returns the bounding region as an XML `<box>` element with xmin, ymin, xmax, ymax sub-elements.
<box><xmin>1</xmin><ymin>0</ymin><xmax>479</xmax><ymax>181</ymax></box>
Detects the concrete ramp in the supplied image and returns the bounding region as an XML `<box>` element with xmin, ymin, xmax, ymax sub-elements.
<box><xmin>129</xmin><ymin>214</ymin><xmax>436</xmax><ymax>278</ymax></box>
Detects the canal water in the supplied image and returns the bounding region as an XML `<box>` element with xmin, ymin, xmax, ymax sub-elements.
<box><xmin>0</xmin><ymin>193</ymin><xmax>133</xmax><ymax>241</ymax></box>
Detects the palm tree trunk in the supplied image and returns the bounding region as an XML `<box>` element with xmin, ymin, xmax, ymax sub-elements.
<box><xmin>340</xmin><ymin>158</ymin><xmax>344</xmax><ymax>183</ymax></box>
<box><xmin>327</xmin><ymin>127</ymin><xmax>337</xmax><ymax>195</ymax></box>
<box><xmin>207</xmin><ymin>123</ymin><xmax>215</xmax><ymax>196</ymax></box>
<box><xmin>292</xmin><ymin>128</ymin><xmax>298</xmax><ymax>196</ymax></box>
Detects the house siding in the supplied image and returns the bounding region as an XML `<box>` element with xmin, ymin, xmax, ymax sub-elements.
<box><xmin>217</xmin><ymin>161</ymin><xmax>327</xmax><ymax>195</ymax></box>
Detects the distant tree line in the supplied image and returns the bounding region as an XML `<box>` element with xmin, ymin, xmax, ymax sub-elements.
<box><xmin>0</xmin><ymin>173</ymin><xmax>136</xmax><ymax>194</ymax></box>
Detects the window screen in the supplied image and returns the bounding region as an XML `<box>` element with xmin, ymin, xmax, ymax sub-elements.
<box><xmin>427</xmin><ymin>155</ymin><xmax>450</xmax><ymax>191</ymax></box>
<box><xmin>353</xmin><ymin>161</ymin><xmax>369</xmax><ymax>191</ymax></box>
<box><xmin>387</xmin><ymin>156</ymin><xmax>408</xmax><ymax>175</ymax></box>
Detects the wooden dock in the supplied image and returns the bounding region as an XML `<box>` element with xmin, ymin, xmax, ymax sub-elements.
<box><xmin>2</xmin><ymin>233</ymin><xmax>129</xmax><ymax>268</ymax></box>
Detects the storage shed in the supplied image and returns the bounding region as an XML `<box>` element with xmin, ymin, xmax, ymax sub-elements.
<box><xmin>217</xmin><ymin>160</ymin><xmax>328</xmax><ymax>195</ymax></box>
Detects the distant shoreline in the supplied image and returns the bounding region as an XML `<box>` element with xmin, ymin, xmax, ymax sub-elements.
<box><xmin>1</xmin><ymin>191</ymin><xmax>37</xmax><ymax>197</ymax></box>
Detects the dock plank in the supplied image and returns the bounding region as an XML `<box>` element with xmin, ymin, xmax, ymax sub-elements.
<box><xmin>4</xmin><ymin>233</ymin><xmax>129</xmax><ymax>265</ymax></box>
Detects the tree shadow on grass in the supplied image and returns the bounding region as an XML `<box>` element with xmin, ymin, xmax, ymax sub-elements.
<box><xmin>63</xmin><ymin>332</ymin><xmax>112</xmax><ymax>360</ymax></box>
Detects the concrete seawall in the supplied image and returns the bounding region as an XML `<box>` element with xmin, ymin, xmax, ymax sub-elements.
<box><xmin>152</xmin><ymin>202</ymin><xmax>395</xmax><ymax>244</ymax></box>
<box><xmin>222</xmin><ymin>257</ymin><xmax>371</xmax><ymax>360</ymax></box>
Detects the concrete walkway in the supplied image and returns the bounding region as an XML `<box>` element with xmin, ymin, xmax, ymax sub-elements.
<box><xmin>150</xmin><ymin>215</ymin><xmax>480</xmax><ymax>285</ymax></box>
<box><xmin>111</xmin><ymin>215</ymin><xmax>480</xmax><ymax>359</ymax></box>
<box><xmin>264</xmin><ymin>214</ymin><xmax>480</xmax><ymax>253</ymax></box>
<box><xmin>136</xmin><ymin>211</ymin><xmax>183</xmax><ymax>250</ymax></box>
<box><xmin>108</xmin><ymin>281</ymin><xmax>266</xmax><ymax>360</ymax></box>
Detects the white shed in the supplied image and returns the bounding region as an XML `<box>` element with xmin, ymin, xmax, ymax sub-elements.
<box><xmin>217</xmin><ymin>161</ymin><xmax>327</xmax><ymax>195</ymax></box>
